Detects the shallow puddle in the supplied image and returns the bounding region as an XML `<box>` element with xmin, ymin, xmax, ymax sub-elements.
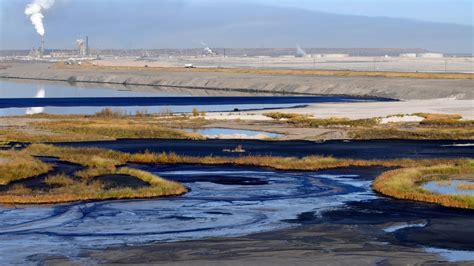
<box><xmin>184</xmin><ymin>128</ymin><xmax>283</xmax><ymax>139</ymax></box>
<box><xmin>423</xmin><ymin>180</ymin><xmax>474</xmax><ymax>196</ymax></box>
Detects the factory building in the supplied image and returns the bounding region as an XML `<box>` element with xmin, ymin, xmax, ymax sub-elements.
<box><xmin>321</xmin><ymin>54</ymin><xmax>349</xmax><ymax>58</ymax></box>
<box><xmin>28</xmin><ymin>47</ymin><xmax>41</xmax><ymax>59</ymax></box>
<box><xmin>399</xmin><ymin>53</ymin><xmax>417</xmax><ymax>58</ymax></box>
<box><xmin>417</xmin><ymin>53</ymin><xmax>444</xmax><ymax>58</ymax></box>
<box><xmin>400</xmin><ymin>53</ymin><xmax>444</xmax><ymax>58</ymax></box>
<box><xmin>76</xmin><ymin>36</ymin><xmax>90</xmax><ymax>57</ymax></box>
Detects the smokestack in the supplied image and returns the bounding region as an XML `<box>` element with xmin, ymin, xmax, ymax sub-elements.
<box><xmin>86</xmin><ymin>36</ymin><xmax>89</xmax><ymax>56</ymax></box>
<box><xmin>40</xmin><ymin>35</ymin><xmax>44</xmax><ymax>58</ymax></box>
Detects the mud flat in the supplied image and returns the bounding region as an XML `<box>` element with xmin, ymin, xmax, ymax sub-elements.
<box><xmin>206</xmin><ymin>98</ymin><xmax>474</xmax><ymax>121</ymax></box>
<box><xmin>1</xmin><ymin>62</ymin><xmax>473</xmax><ymax>100</ymax></box>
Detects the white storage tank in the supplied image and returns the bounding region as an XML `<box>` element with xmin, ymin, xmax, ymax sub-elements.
<box><xmin>417</xmin><ymin>53</ymin><xmax>444</xmax><ymax>58</ymax></box>
<box><xmin>399</xmin><ymin>53</ymin><xmax>417</xmax><ymax>58</ymax></box>
<box><xmin>322</xmin><ymin>54</ymin><xmax>349</xmax><ymax>58</ymax></box>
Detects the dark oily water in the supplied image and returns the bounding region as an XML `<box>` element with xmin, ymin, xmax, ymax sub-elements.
<box><xmin>0</xmin><ymin>165</ymin><xmax>376</xmax><ymax>263</ymax></box>
<box><xmin>57</xmin><ymin>139</ymin><xmax>474</xmax><ymax>159</ymax></box>
<box><xmin>0</xmin><ymin>152</ymin><xmax>473</xmax><ymax>263</ymax></box>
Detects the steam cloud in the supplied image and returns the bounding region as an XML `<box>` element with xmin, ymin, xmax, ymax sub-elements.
<box><xmin>25</xmin><ymin>0</ymin><xmax>55</xmax><ymax>36</ymax></box>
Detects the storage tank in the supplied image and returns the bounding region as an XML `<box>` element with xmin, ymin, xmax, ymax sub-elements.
<box><xmin>399</xmin><ymin>53</ymin><xmax>417</xmax><ymax>58</ymax></box>
<box><xmin>417</xmin><ymin>53</ymin><xmax>444</xmax><ymax>58</ymax></box>
<box><xmin>322</xmin><ymin>54</ymin><xmax>349</xmax><ymax>58</ymax></box>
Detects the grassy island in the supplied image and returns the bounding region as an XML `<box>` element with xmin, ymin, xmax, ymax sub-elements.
<box><xmin>0</xmin><ymin>144</ymin><xmax>186</xmax><ymax>204</ymax></box>
<box><xmin>373</xmin><ymin>160</ymin><xmax>474</xmax><ymax>209</ymax></box>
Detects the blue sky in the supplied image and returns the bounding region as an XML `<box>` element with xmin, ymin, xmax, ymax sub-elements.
<box><xmin>196</xmin><ymin>0</ymin><xmax>473</xmax><ymax>25</ymax></box>
<box><xmin>1</xmin><ymin>0</ymin><xmax>472</xmax><ymax>52</ymax></box>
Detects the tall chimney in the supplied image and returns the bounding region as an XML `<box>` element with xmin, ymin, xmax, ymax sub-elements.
<box><xmin>86</xmin><ymin>36</ymin><xmax>89</xmax><ymax>56</ymax></box>
<box><xmin>40</xmin><ymin>35</ymin><xmax>45</xmax><ymax>58</ymax></box>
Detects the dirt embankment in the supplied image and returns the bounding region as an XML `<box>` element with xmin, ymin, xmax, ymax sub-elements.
<box><xmin>1</xmin><ymin>62</ymin><xmax>473</xmax><ymax>100</ymax></box>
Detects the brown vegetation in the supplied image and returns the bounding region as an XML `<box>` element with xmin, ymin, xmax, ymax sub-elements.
<box><xmin>55</xmin><ymin>63</ymin><xmax>474</xmax><ymax>80</ymax></box>
<box><xmin>0</xmin><ymin>150</ymin><xmax>51</xmax><ymax>185</ymax></box>
<box><xmin>351</xmin><ymin>128</ymin><xmax>474</xmax><ymax>140</ymax></box>
<box><xmin>457</xmin><ymin>183</ymin><xmax>474</xmax><ymax>190</ymax></box>
<box><xmin>412</xmin><ymin>113</ymin><xmax>474</xmax><ymax>128</ymax></box>
<box><xmin>265</xmin><ymin>112</ymin><xmax>379</xmax><ymax>128</ymax></box>
<box><xmin>0</xmin><ymin>111</ymin><xmax>206</xmax><ymax>143</ymax></box>
<box><xmin>1</xmin><ymin>144</ymin><xmax>472</xmax><ymax>206</ymax></box>
<box><xmin>373</xmin><ymin>160</ymin><xmax>474</xmax><ymax>209</ymax></box>
<box><xmin>0</xmin><ymin>144</ymin><xmax>186</xmax><ymax>204</ymax></box>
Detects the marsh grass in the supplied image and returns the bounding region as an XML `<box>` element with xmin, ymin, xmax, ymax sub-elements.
<box><xmin>457</xmin><ymin>183</ymin><xmax>474</xmax><ymax>190</ymax></box>
<box><xmin>413</xmin><ymin>113</ymin><xmax>474</xmax><ymax>128</ymax></box>
<box><xmin>3</xmin><ymin>144</ymin><xmax>470</xmax><ymax>205</ymax></box>
<box><xmin>264</xmin><ymin>112</ymin><xmax>474</xmax><ymax>139</ymax></box>
<box><xmin>435</xmin><ymin>180</ymin><xmax>452</xmax><ymax>186</ymax></box>
<box><xmin>351</xmin><ymin>128</ymin><xmax>474</xmax><ymax>140</ymax></box>
<box><xmin>44</xmin><ymin>174</ymin><xmax>76</xmax><ymax>186</ymax></box>
<box><xmin>93</xmin><ymin>107</ymin><xmax>128</xmax><ymax>118</ymax></box>
<box><xmin>373</xmin><ymin>160</ymin><xmax>474</xmax><ymax>209</ymax></box>
<box><xmin>127</xmin><ymin>149</ymin><xmax>463</xmax><ymax>171</ymax></box>
<box><xmin>33</xmin><ymin>119</ymin><xmax>203</xmax><ymax>140</ymax></box>
<box><xmin>0</xmin><ymin>150</ymin><xmax>52</xmax><ymax>185</ymax></box>
<box><xmin>0</xmin><ymin>113</ymin><xmax>206</xmax><ymax>143</ymax></box>
<box><xmin>0</xmin><ymin>144</ymin><xmax>187</xmax><ymax>204</ymax></box>
<box><xmin>265</xmin><ymin>112</ymin><xmax>379</xmax><ymax>128</ymax></box>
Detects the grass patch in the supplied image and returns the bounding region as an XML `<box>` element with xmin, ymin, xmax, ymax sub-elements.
<box><xmin>264</xmin><ymin>112</ymin><xmax>379</xmax><ymax>128</ymax></box>
<box><xmin>351</xmin><ymin>128</ymin><xmax>474</xmax><ymax>140</ymax></box>
<box><xmin>127</xmin><ymin>149</ymin><xmax>463</xmax><ymax>172</ymax></box>
<box><xmin>414</xmin><ymin>113</ymin><xmax>474</xmax><ymax>128</ymax></box>
<box><xmin>457</xmin><ymin>183</ymin><xmax>474</xmax><ymax>190</ymax></box>
<box><xmin>0</xmin><ymin>150</ymin><xmax>52</xmax><ymax>185</ymax></box>
<box><xmin>373</xmin><ymin>160</ymin><xmax>474</xmax><ymax>209</ymax></box>
<box><xmin>1</xmin><ymin>144</ymin><xmax>471</xmax><ymax>206</ymax></box>
<box><xmin>264</xmin><ymin>112</ymin><xmax>474</xmax><ymax>139</ymax></box>
<box><xmin>0</xmin><ymin>110</ymin><xmax>207</xmax><ymax>143</ymax></box>
<box><xmin>0</xmin><ymin>144</ymin><xmax>186</xmax><ymax>204</ymax></box>
<box><xmin>33</xmin><ymin>119</ymin><xmax>203</xmax><ymax>140</ymax></box>
<box><xmin>44</xmin><ymin>174</ymin><xmax>76</xmax><ymax>186</ymax></box>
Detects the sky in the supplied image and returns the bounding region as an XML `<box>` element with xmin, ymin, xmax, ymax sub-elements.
<box><xmin>0</xmin><ymin>0</ymin><xmax>472</xmax><ymax>52</ymax></box>
<box><xmin>218</xmin><ymin>0</ymin><xmax>473</xmax><ymax>25</ymax></box>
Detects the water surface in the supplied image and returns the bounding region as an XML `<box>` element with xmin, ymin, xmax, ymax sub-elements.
<box><xmin>0</xmin><ymin>79</ymin><xmax>392</xmax><ymax>116</ymax></box>
<box><xmin>0</xmin><ymin>165</ymin><xmax>377</xmax><ymax>264</ymax></box>
<box><xmin>184</xmin><ymin>128</ymin><xmax>283</xmax><ymax>139</ymax></box>
<box><xmin>423</xmin><ymin>180</ymin><xmax>474</xmax><ymax>196</ymax></box>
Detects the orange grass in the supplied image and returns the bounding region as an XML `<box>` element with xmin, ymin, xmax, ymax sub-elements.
<box><xmin>0</xmin><ymin>149</ymin><xmax>52</xmax><ymax>185</ymax></box>
<box><xmin>457</xmin><ymin>183</ymin><xmax>474</xmax><ymax>190</ymax></box>
<box><xmin>373</xmin><ymin>160</ymin><xmax>474</xmax><ymax>209</ymax></box>
<box><xmin>0</xmin><ymin>145</ymin><xmax>186</xmax><ymax>204</ymax></box>
<box><xmin>3</xmin><ymin>144</ymin><xmax>471</xmax><ymax>206</ymax></box>
<box><xmin>55</xmin><ymin>63</ymin><xmax>474</xmax><ymax>80</ymax></box>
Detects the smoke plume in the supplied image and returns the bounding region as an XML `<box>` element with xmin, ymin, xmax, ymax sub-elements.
<box><xmin>25</xmin><ymin>0</ymin><xmax>55</xmax><ymax>36</ymax></box>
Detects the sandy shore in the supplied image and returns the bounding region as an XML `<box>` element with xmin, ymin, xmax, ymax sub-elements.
<box><xmin>206</xmin><ymin>98</ymin><xmax>474</xmax><ymax>121</ymax></box>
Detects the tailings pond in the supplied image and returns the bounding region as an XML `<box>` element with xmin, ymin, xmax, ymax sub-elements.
<box><xmin>0</xmin><ymin>139</ymin><xmax>473</xmax><ymax>264</ymax></box>
<box><xmin>0</xmin><ymin>79</ymin><xmax>392</xmax><ymax>116</ymax></box>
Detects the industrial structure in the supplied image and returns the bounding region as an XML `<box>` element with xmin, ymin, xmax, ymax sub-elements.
<box><xmin>76</xmin><ymin>36</ymin><xmax>90</xmax><ymax>57</ymax></box>
<box><xmin>400</xmin><ymin>53</ymin><xmax>444</xmax><ymax>58</ymax></box>
<box><xmin>40</xmin><ymin>36</ymin><xmax>45</xmax><ymax>58</ymax></box>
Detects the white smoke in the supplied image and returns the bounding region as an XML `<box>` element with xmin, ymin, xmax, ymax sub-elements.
<box><xmin>25</xmin><ymin>0</ymin><xmax>55</xmax><ymax>36</ymax></box>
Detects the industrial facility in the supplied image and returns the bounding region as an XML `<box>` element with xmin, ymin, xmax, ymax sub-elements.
<box><xmin>26</xmin><ymin>36</ymin><xmax>92</xmax><ymax>60</ymax></box>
